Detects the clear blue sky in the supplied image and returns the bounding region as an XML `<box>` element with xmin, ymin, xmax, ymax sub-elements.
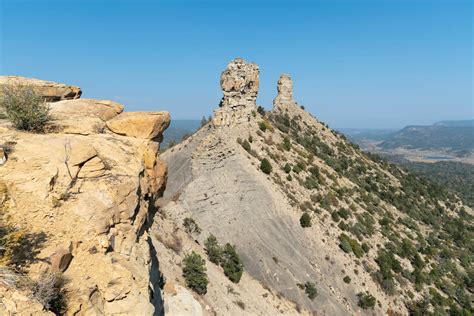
<box><xmin>1</xmin><ymin>0</ymin><xmax>472</xmax><ymax>128</ymax></box>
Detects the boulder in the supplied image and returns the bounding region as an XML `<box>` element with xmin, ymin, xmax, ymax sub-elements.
<box><xmin>0</xmin><ymin>76</ymin><xmax>81</xmax><ymax>102</ymax></box>
<box><xmin>49</xmin><ymin>248</ymin><xmax>73</xmax><ymax>273</ymax></box>
<box><xmin>164</xmin><ymin>285</ymin><xmax>203</xmax><ymax>316</ymax></box>
<box><xmin>106</xmin><ymin>112</ymin><xmax>170</xmax><ymax>140</ymax></box>
<box><xmin>50</xmin><ymin>99</ymin><xmax>124</xmax><ymax>135</ymax></box>
<box><xmin>50</xmin><ymin>99</ymin><xmax>124</xmax><ymax>121</ymax></box>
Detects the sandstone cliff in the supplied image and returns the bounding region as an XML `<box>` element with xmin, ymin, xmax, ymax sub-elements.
<box><xmin>0</xmin><ymin>77</ymin><xmax>169</xmax><ymax>315</ymax></box>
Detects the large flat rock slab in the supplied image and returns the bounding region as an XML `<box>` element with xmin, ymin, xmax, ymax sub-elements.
<box><xmin>106</xmin><ymin>111</ymin><xmax>170</xmax><ymax>140</ymax></box>
<box><xmin>0</xmin><ymin>76</ymin><xmax>81</xmax><ymax>101</ymax></box>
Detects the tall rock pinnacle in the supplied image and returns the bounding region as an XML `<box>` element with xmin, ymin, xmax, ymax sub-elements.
<box><xmin>273</xmin><ymin>74</ymin><xmax>297</xmax><ymax>108</ymax></box>
<box><xmin>212</xmin><ymin>58</ymin><xmax>259</xmax><ymax>127</ymax></box>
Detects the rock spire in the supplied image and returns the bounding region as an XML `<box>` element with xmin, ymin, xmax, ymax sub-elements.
<box><xmin>212</xmin><ymin>58</ymin><xmax>259</xmax><ymax>127</ymax></box>
<box><xmin>273</xmin><ymin>74</ymin><xmax>297</xmax><ymax>108</ymax></box>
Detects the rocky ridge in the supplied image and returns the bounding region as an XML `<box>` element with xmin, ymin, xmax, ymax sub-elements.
<box><xmin>0</xmin><ymin>76</ymin><xmax>169</xmax><ymax>315</ymax></box>
<box><xmin>159</xmin><ymin>59</ymin><xmax>472</xmax><ymax>315</ymax></box>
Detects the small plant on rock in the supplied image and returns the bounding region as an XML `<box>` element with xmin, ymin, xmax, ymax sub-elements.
<box><xmin>0</xmin><ymin>85</ymin><xmax>51</xmax><ymax>132</ymax></box>
<box><xmin>31</xmin><ymin>272</ymin><xmax>67</xmax><ymax>314</ymax></box>
<box><xmin>183</xmin><ymin>217</ymin><xmax>201</xmax><ymax>236</ymax></box>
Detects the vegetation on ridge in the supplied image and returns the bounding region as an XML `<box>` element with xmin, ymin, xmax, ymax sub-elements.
<box><xmin>253</xmin><ymin>107</ymin><xmax>474</xmax><ymax>314</ymax></box>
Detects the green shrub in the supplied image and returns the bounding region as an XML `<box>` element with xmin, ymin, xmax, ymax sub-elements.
<box><xmin>259</xmin><ymin>122</ymin><xmax>267</xmax><ymax>132</ymax></box>
<box><xmin>338</xmin><ymin>234</ymin><xmax>364</xmax><ymax>258</ymax></box>
<box><xmin>260</xmin><ymin>158</ymin><xmax>272</xmax><ymax>174</ymax></box>
<box><xmin>221</xmin><ymin>243</ymin><xmax>244</xmax><ymax>283</ymax></box>
<box><xmin>304</xmin><ymin>281</ymin><xmax>318</xmax><ymax>300</ymax></box>
<box><xmin>183</xmin><ymin>252</ymin><xmax>208</xmax><ymax>295</ymax></box>
<box><xmin>257</xmin><ymin>106</ymin><xmax>266</xmax><ymax>115</ymax></box>
<box><xmin>343</xmin><ymin>276</ymin><xmax>351</xmax><ymax>284</ymax></box>
<box><xmin>183</xmin><ymin>217</ymin><xmax>201</xmax><ymax>235</ymax></box>
<box><xmin>283</xmin><ymin>163</ymin><xmax>292</xmax><ymax>174</ymax></box>
<box><xmin>331</xmin><ymin>212</ymin><xmax>340</xmax><ymax>222</ymax></box>
<box><xmin>282</xmin><ymin>137</ymin><xmax>292</xmax><ymax>151</ymax></box>
<box><xmin>339</xmin><ymin>235</ymin><xmax>352</xmax><ymax>253</ymax></box>
<box><xmin>357</xmin><ymin>291</ymin><xmax>376</xmax><ymax>309</ymax></box>
<box><xmin>0</xmin><ymin>85</ymin><xmax>51</xmax><ymax>132</ymax></box>
<box><xmin>204</xmin><ymin>234</ymin><xmax>222</xmax><ymax>264</ymax></box>
<box><xmin>292</xmin><ymin>164</ymin><xmax>301</xmax><ymax>174</ymax></box>
<box><xmin>300</xmin><ymin>213</ymin><xmax>311</xmax><ymax>228</ymax></box>
<box><xmin>241</xmin><ymin>140</ymin><xmax>251</xmax><ymax>152</ymax></box>
<box><xmin>286</xmin><ymin>174</ymin><xmax>292</xmax><ymax>181</ymax></box>
<box><xmin>337</xmin><ymin>208</ymin><xmax>351</xmax><ymax>219</ymax></box>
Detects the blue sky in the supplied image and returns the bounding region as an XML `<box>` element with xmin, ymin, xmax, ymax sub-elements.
<box><xmin>1</xmin><ymin>0</ymin><xmax>472</xmax><ymax>128</ymax></box>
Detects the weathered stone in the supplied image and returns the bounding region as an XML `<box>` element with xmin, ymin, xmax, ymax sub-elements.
<box><xmin>163</xmin><ymin>282</ymin><xmax>177</xmax><ymax>296</ymax></box>
<box><xmin>273</xmin><ymin>74</ymin><xmax>296</xmax><ymax>107</ymax></box>
<box><xmin>143</xmin><ymin>141</ymin><xmax>160</xmax><ymax>170</ymax></box>
<box><xmin>164</xmin><ymin>285</ymin><xmax>203</xmax><ymax>316</ymax></box>
<box><xmin>49</xmin><ymin>248</ymin><xmax>73</xmax><ymax>273</ymax></box>
<box><xmin>0</xmin><ymin>148</ymin><xmax>6</xmax><ymax>165</ymax></box>
<box><xmin>50</xmin><ymin>99</ymin><xmax>124</xmax><ymax>135</ymax></box>
<box><xmin>149</xmin><ymin>159</ymin><xmax>167</xmax><ymax>193</ymax></box>
<box><xmin>106</xmin><ymin>112</ymin><xmax>170</xmax><ymax>140</ymax></box>
<box><xmin>0</xmin><ymin>76</ymin><xmax>81</xmax><ymax>101</ymax></box>
<box><xmin>77</xmin><ymin>156</ymin><xmax>106</xmax><ymax>178</ymax></box>
<box><xmin>213</xmin><ymin>58</ymin><xmax>259</xmax><ymax>127</ymax></box>
<box><xmin>69</xmin><ymin>143</ymin><xmax>98</xmax><ymax>166</ymax></box>
<box><xmin>50</xmin><ymin>99</ymin><xmax>123</xmax><ymax>121</ymax></box>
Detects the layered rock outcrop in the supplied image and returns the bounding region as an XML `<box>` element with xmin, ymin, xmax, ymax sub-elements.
<box><xmin>212</xmin><ymin>58</ymin><xmax>259</xmax><ymax>127</ymax></box>
<box><xmin>0</xmin><ymin>76</ymin><xmax>82</xmax><ymax>101</ymax></box>
<box><xmin>0</xmin><ymin>78</ymin><xmax>169</xmax><ymax>315</ymax></box>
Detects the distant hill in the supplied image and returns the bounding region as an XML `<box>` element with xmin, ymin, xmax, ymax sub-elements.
<box><xmin>162</xmin><ymin>119</ymin><xmax>201</xmax><ymax>149</ymax></box>
<box><xmin>401</xmin><ymin>160</ymin><xmax>474</xmax><ymax>208</ymax></box>
<box><xmin>337</xmin><ymin>128</ymin><xmax>396</xmax><ymax>142</ymax></box>
<box><xmin>380</xmin><ymin>123</ymin><xmax>474</xmax><ymax>157</ymax></box>
<box><xmin>434</xmin><ymin>119</ymin><xmax>474</xmax><ymax>127</ymax></box>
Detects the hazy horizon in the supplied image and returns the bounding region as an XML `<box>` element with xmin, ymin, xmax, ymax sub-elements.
<box><xmin>1</xmin><ymin>0</ymin><xmax>472</xmax><ymax>128</ymax></box>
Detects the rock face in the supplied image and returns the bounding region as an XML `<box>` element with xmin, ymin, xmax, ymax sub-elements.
<box><xmin>273</xmin><ymin>74</ymin><xmax>297</xmax><ymax>108</ymax></box>
<box><xmin>212</xmin><ymin>58</ymin><xmax>259</xmax><ymax>127</ymax></box>
<box><xmin>106</xmin><ymin>111</ymin><xmax>171</xmax><ymax>140</ymax></box>
<box><xmin>0</xmin><ymin>148</ymin><xmax>6</xmax><ymax>165</ymax></box>
<box><xmin>0</xmin><ymin>76</ymin><xmax>81</xmax><ymax>101</ymax></box>
<box><xmin>50</xmin><ymin>99</ymin><xmax>124</xmax><ymax>135</ymax></box>
<box><xmin>0</xmin><ymin>77</ymin><xmax>169</xmax><ymax>315</ymax></box>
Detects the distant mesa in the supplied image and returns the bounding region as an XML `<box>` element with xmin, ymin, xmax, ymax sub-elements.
<box><xmin>0</xmin><ymin>75</ymin><xmax>82</xmax><ymax>101</ymax></box>
<box><xmin>212</xmin><ymin>58</ymin><xmax>259</xmax><ymax>127</ymax></box>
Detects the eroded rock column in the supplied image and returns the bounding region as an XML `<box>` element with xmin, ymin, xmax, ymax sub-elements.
<box><xmin>212</xmin><ymin>58</ymin><xmax>259</xmax><ymax>127</ymax></box>
<box><xmin>273</xmin><ymin>74</ymin><xmax>297</xmax><ymax>108</ymax></box>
